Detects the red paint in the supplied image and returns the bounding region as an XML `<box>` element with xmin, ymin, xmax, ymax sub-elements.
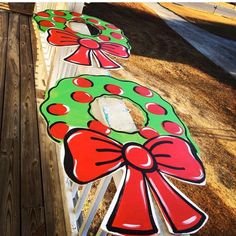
<box><xmin>72</xmin><ymin>17</ymin><xmax>83</xmax><ymax>22</ymax></box>
<box><xmin>73</xmin><ymin>77</ymin><xmax>93</xmax><ymax>88</ymax></box>
<box><xmin>72</xmin><ymin>91</ymin><xmax>93</xmax><ymax>103</ymax></box>
<box><xmin>88</xmin><ymin>18</ymin><xmax>99</xmax><ymax>24</ymax></box>
<box><xmin>64</xmin><ymin>130</ymin><xmax>206</xmax><ymax>234</ymax></box>
<box><xmin>106</xmin><ymin>23</ymin><xmax>118</xmax><ymax>30</ymax></box>
<box><xmin>37</xmin><ymin>12</ymin><xmax>50</xmax><ymax>17</ymax></box>
<box><xmin>47</xmin><ymin>29</ymin><xmax>129</xmax><ymax>69</ymax></box>
<box><xmin>96</xmin><ymin>25</ymin><xmax>106</xmax><ymax>31</ymax></box>
<box><xmin>162</xmin><ymin>121</ymin><xmax>183</xmax><ymax>135</ymax></box>
<box><xmin>111</xmin><ymin>32</ymin><xmax>123</xmax><ymax>39</ymax></box>
<box><xmin>64</xmin><ymin>27</ymin><xmax>77</xmax><ymax>34</ymax></box>
<box><xmin>110</xmin><ymin>166</ymin><xmax>156</xmax><ymax>233</ymax></box>
<box><xmin>146</xmin><ymin>103</ymin><xmax>166</xmax><ymax>115</ymax></box>
<box><xmin>65</xmin><ymin>129</ymin><xmax>122</xmax><ymax>183</ymax></box>
<box><xmin>50</xmin><ymin>122</ymin><xmax>69</xmax><ymax>139</ymax></box>
<box><xmin>54</xmin><ymin>10</ymin><xmax>66</xmax><ymax>16</ymax></box>
<box><xmin>79</xmin><ymin>38</ymin><xmax>100</xmax><ymax>49</ymax></box>
<box><xmin>47</xmin><ymin>103</ymin><xmax>69</xmax><ymax>115</ymax></box>
<box><xmin>105</xmin><ymin>84</ymin><xmax>123</xmax><ymax>95</ymax></box>
<box><xmin>134</xmin><ymin>86</ymin><xmax>153</xmax><ymax>97</ymax></box>
<box><xmin>140</xmin><ymin>127</ymin><xmax>159</xmax><ymax>139</ymax></box>
<box><xmin>53</xmin><ymin>17</ymin><xmax>67</xmax><ymax>23</ymax></box>
<box><xmin>39</xmin><ymin>20</ymin><xmax>54</xmax><ymax>27</ymax></box>
<box><xmin>71</xmin><ymin>12</ymin><xmax>82</xmax><ymax>17</ymax></box>
<box><xmin>147</xmin><ymin>171</ymin><xmax>205</xmax><ymax>232</ymax></box>
<box><xmin>88</xmin><ymin>120</ymin><xmax>111</xmax><ymax>135</ymax></box>
<box><xmin>124</xmin><ymin>145</ymin><xmax>154</xmax><ymax>170</ymax></box>
<box><xmin>98</xmin><ymin>35</ymin><xmax>110</xmax><ymax>41</ymax></box>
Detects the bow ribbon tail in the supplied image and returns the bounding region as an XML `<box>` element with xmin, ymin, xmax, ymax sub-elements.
<box><xmin>146</xmin><ymin>171</ymin><xmax>207</xmax><ymax>234</ymax></box>
<box><xmin>93</xmin><ymin>49</ymin><xmax>121</xmax><ymax>69</ymax></box>
<box><xmin>106</xmin><ymin>166</ymin><xmax>158</xmax><ymax>235</ymax></box>
<box><xmin>64</xmin><ymin>46</ymin><xmax>92</xmax><ymax>65</ymax></box>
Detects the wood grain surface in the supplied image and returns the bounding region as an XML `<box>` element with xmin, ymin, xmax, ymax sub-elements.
<box><xmin>0</xmin><ymin>12</ymin><xmax>21</xmax><ymax>236</ymax></box>
<box><xmin>0</xmin><ymin>5</ymin><xmax>67</xmax><ymax>235</ymax></box>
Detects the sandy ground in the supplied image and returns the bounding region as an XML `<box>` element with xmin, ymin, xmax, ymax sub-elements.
<box><xmin>147</xmin><ymin>3</ymin><xmax>236</xmax><ymax>79</ymax></box>
<box><xmin>83</xmin><ymin>3</ymin><xmax>236</xmax><ymax>235</ymax></box>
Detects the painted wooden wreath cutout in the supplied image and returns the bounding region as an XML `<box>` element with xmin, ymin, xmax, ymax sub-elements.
<box><xmin>34</xmin><ymin>10</ymin><xmax>131</xmax><ymax>69</ymax></box>
<box><xmin>40</xmin><ymin>74</ymin><xmax>208</xmax><ymax>235</ymax></box>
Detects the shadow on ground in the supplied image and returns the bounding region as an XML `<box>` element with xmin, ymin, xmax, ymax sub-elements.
<box><xmin>83</xmin><ymin>3</ymin><xmax>236</xmax><ymax>88</ymax></box>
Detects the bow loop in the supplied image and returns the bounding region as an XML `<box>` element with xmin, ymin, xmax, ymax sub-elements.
<box><xmin>101</xmin><ymin>42</ymin><xmax>129</xmax><ymax>58</ymax></box>
<box><xmin>47</xmin><ymin>29</ymin><xmax>79</xmax><ymax>46</ymax></box>
<box><xmin>145</xmin><ymin>136</ymin><xmax>205</xmax><ymax>183</ymax></box>
<box><xmin>64</xmin><ymin>129</ymin><xmax>123</xmax><ymax>184</ymax></box>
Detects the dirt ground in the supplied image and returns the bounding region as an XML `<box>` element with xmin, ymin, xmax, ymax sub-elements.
<box><xmin>83</xmin><ymin>3</ymin><xmax>236</xmax><ymax>235</ymax></box>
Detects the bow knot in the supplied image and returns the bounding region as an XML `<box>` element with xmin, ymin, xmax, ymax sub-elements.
<box><xmin>122</xmin><ymin>143</ymin><xmax>155</xmax><ymax>171</ymax></box>
<box><xmin>47</xmin><ymin>29</ymin><xmax>129</xmax><ymax>69</ymax></box>
<box><xmin>64</xmin><ymin>129</ymin><xmax>207</xmax><ymax>234</ymax></box>
<box><xmin>79</xmin><ymin>38</ymin><xmax>101</xmax><ymax>50</ymax></box>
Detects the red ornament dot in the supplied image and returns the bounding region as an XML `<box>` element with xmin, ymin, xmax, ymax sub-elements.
<box><xmin>134</xmin><ymin>86</ymin><xmax>153</xmax><ymax>97</ymax></box>
<box><xmin>111</xmin><ymin>32</ymin><xmax>123</xmax><ymax>39</ymax></box>
<box><xmin>105</xmin><ymin>84</ymin><xmax>123</xmax><ymax>95</ymax></box>
<box><xmin>88</xmin><ymin>120</ymin><xmax>111</xmax><ymax>135</ymax></box>
<box><xmin>39</xmin><ymin>20</ymin><xmax>55</xmax><ymax>27</ymax></box>
<box><xmin>96</xmin><ymin>25</ymin><xmax>106</xmax><ymax>31</ymax></box>
<box><xmin>47</xmin><ymin>103</ymin><xmax>69</xmax><ymax>116</ymax></box>
<box><xmin>37</xmin><ymin>12</ymin><xmax>50</xmax><ymax>17</ymax></box>
<box><xmin>53</xmin><ymin>17</ymin><xmax>67</xmax><ymax>23</ymax></box>
<box><xmin>72</xmin><ymin>17</ymin><xmax>83</xmax><ymax>22</ymax></box>
<box><xmin>88</xmin><ymin>18</ymin><xmax>99</xmax><ymax>24</ymax></box>
<box><xmin>106</xmin><ymin>24</ymin><xmax>118</xmax><ymax>30</ymax></box>
<box><xmin>54</xmin><ymin>11</ymin><xmax>66</xmax><ymax>16</ymax></box>
<box><xmin>162</xmin><ymin>121</ymin><xmax>183</xmax><ymax>135</ymax></box>
<box><xmin>73</xmin><ymin>77</ymin><xmax>93</xmax><ymax>88</ymax></box>
<box><xmin>98</xmin><ymin>35</ymin><xmax>110</xmax><ymax>41</ymax></box>
<box><xmin>72</xmin><ymin>91</ymin><xmax>93</xmax><ymax>103</ymax></box>
<box><xmin>140</xmin><ymin>127</ymin><xmax>159</xmax><ymax>139</ymax></box>
<box><xmin>71</xmin><ymin>12</ymin><xmax>82</xmax><ymax>17</ymax></box>
<box><xmin>49</xmin><ymin>122</ymin><xmax>69</xmax><ymax>140</ymax></box>
<box><xmin>146</xmin><ymin>103</ymin><xmax>166</xmax><ymax>115</ymax></box>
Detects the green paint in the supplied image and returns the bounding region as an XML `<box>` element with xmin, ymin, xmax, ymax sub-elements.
<box><xmin>40</xmin><ymin>74</ymin><xmax>199</xmax><ymax>153</ymax></box>
<box><xmin>33</xmin><ymin>9</ymin><xmax>131</xmax><ymax>50</ymax></box>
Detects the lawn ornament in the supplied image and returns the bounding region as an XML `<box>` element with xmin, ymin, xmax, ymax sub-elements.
<box><xmin>34</xmin><ymin>10</ymin><xmax>131</xmax><ymax>69</ymax></box>
<box><xmin>40</xmin><ymin>74</ymin><xmax>208</xmax><ymax>235</ymax></box>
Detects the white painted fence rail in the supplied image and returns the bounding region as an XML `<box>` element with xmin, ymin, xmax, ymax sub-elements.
<box><xmin>34</xmin><ymin>3</ymin><xmax>187</xmax><ymax>236</ymax></box>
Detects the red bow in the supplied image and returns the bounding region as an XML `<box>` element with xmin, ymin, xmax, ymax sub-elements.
<box><xmin>64</xmin><ymin>129</ymin><xmax>207</xmax><ymax>235</ymax></box>
<box><xmin>47</xmin><ymin>29</ymin><xmax>129</xmax><ymax>69</ymax></box>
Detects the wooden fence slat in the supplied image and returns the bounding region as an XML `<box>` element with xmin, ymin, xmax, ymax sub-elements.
<box><xmin>19</xmin><ymin>14</ymin><xmax>46</xmax><ymax>235</ymax></box>
<box><xmin>0</xmin><ymin>12</ymin><xmax>21</xmax><ymax>236</ymax></box>
<box><xmin>0</xmin><ymin>12</ymin><xmax>8</xmax><ymax>135</ymax></box>
<box><xmin>37</xmin><ymin>114</ymin><xmax>68</xmax><ymax>235</ymax></box>
<box><xmin>31</xmin><ymin>6</ymin><xmax>68</xmax><ymax>234</ymax></box>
